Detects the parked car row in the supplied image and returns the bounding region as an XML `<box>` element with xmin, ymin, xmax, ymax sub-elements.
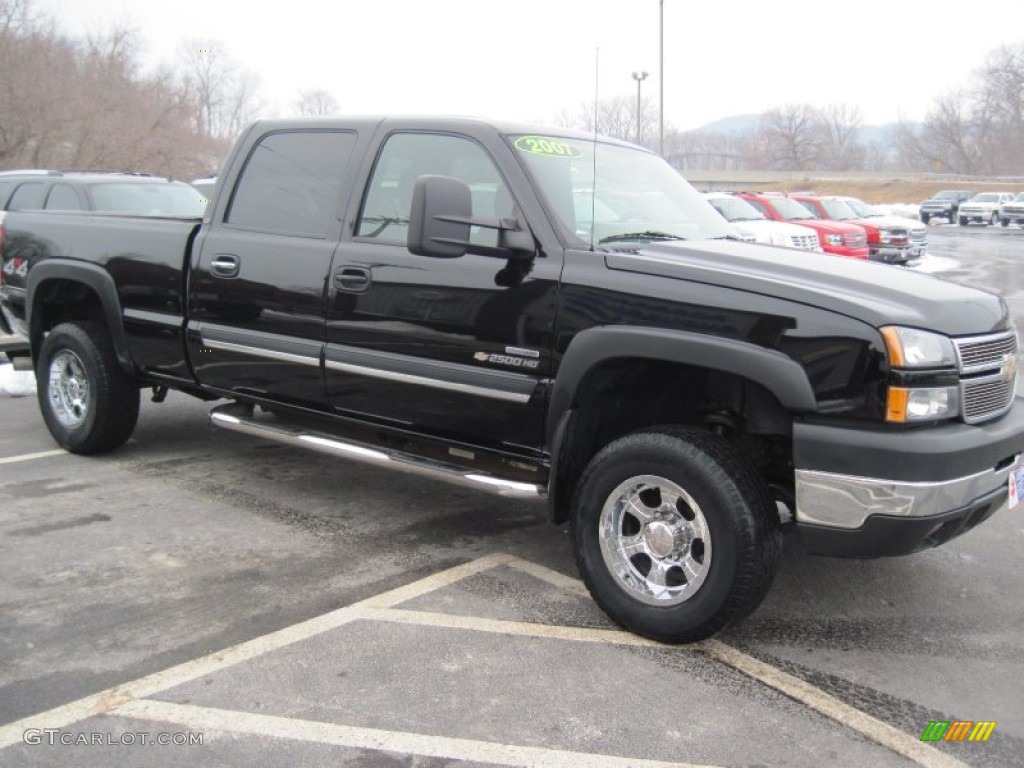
<box><xmin>919</xmin><ymin>189</ymin><xmax>1023</xmax><ymax>227</ymax></box>
<box><xmin>703</xmin><ymin>190</ymin><xmax>925</xmax><ymax>265</ymax></box>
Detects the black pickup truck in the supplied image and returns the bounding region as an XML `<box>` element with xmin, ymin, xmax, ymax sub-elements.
<box><xmin>2</xmin><ymin>118</ymin><xmax>1023</xmax><ymax>643</ymax></box>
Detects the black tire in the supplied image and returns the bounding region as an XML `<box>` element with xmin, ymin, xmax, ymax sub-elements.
<box><xmin>1001</xmin><ymin>218</ymin><xmax>1010</xmax><ymax>227</ymax></box>
<box><xmin>990</xmin><ymin>212</ymin><xmax>999</xmax><ymax>226</ymax></box>
<box><xmin>958</xmin><ymin>216</ymin><xmax>967</xmax><ymax>226</ymax></box>
<box><xmin>571</xmin><ymin>427</ymin><xmax>781</xmax><ymax>643</ymax></box>
<box><xmin>36</xmin><ymin>321</ymin><xmax>140</xmax><ymax>454</ymax></box>
<box><xmin>920</xmin><ymin>214</ymin><xmax>931</xmax><ymax>224</ymax></box>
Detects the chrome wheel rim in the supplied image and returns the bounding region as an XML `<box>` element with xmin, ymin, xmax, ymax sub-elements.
<box><xmin>599</xmin><ymin>474</ymin><xmax>712</xmax><ymax>607</ymax></box>
<box><xmin>48</xmin><ymin>350</ymin><xmax>90</xmax><ymax>428</ymax></box>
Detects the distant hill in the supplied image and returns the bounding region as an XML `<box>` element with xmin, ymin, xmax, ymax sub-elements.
<box><xmin>693</xmin><ymin>114</ymin><xmax>919</xmax><ymax>147</ymax></box>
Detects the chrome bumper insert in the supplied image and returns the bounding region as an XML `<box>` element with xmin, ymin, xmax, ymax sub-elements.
<box><xmin>794</xmin><ymin>458</ymin><xmax>1017</xmax><ymax>529</ymax></box>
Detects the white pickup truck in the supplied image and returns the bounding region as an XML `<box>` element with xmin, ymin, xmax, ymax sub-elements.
<box><xmin>703</xmin><ymin>193</ymin><xmax>821</xmax><ymax>251</ymax></box>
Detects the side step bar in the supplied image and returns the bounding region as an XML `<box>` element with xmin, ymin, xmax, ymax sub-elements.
<box><xmin>209</xmin><ymin>403</ymin><xmax>546</xmax><ymax>500</ymax></box>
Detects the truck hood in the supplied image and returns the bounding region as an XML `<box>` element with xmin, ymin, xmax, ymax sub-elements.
<box><xmin>789</xmin><ymin>219</ymin><xmax>863</xmax><ymax>235</ymax></box>
<box><xmin>604</xmin><ymin>240</ymin><xmax>1008</xmax><ymax>336</ymax></box>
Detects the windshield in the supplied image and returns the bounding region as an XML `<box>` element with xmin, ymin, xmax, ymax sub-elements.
<box><xmin>934</xmin><ymin>190</ymin><xmax>963</xmax><ymax>200</ymax></box>
<box><xmin>509</xmin><ymin>134</ymin><xmax>733</xmax><ymax>246</ymax></box>
<box><xmin>842</xmin><ymin>198</ymin><xmax>878</xmax><ymax>218</ymax></box>
<box><xmin>971</xmin><ymin>193</ymin><xmax>1001</xmax><ymax>203</ymax></box>
<box><xmin>821</xmin><ymin>199</ymin><xmax>858</xmax><ymax>220</ymax></box>
<box><xmin>707</xmin><ymin>196</ymin><xmax>765</xmax><ymax>222</ymax></box>
<box><xmin>89</xmin><ymin>182</ymin><xmax>207</xmax><ymax>216</ymax></box>
<box><xmin>767</xmin><ymin>197</ymin><xmax>817</xmax><ymax>221</ymax></box>
<box><xmin>1015</xmin><ymin>193</ymin><xmax>1024</xmax><ymax>202</ymax></box>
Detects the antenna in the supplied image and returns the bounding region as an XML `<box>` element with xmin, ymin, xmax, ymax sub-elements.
<box><xmin>590</xmin><ymin>46</ymin><xmax>599</xmax><ymax>252</ymax></box>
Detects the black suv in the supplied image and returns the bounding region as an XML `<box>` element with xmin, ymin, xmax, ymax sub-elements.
<box><xmin>0</xmin><ymin>170</ymin><xmax>207</xmax><ymax>217</ymax></box>
<box><xmin>919</xmin><ymin>190</ymin><xmax>972</xmax><ymax>224</ymax></box>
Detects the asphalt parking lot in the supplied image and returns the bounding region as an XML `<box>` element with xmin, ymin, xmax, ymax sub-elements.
<box><xmin>1</xmin><ymin>226</ymin><xmax>1023</xmax><ymax>767</ymax></box>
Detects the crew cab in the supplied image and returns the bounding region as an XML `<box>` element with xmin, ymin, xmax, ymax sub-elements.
<box><xmin>703</xmin><ymin>193</ymin><xmax>821</xmax><ymax>252</ymax></box>
<box><xmin>3</xmin><ymin>117</ymin><xmax>1023</xmax><ymax>644</ymax></box>
<box><xmin>792</xmin><ymin>194</ymin><xmax>926</xmax><ymax>265</ymax></box>
<box><xmin>735</xmin><ymin>192</ymin><xmax>869</xmax><ymax>258</ymax></box>
<box><xmin>919</xmin><ymin>190</ymin><xmax>971</xmax><ymax>224</ymax></box>
<box><xmin>999</xmin><ymin>192</ymin><xmax>1024</xmax><ymax>227</ymax></box>
<box><xmin>958</xmin><ymin>192</ymin><xmax>1015</xmax><ymax>226</ymax></box>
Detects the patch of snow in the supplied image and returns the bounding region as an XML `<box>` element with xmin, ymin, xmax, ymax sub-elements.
<box><xmin>909</xmin><ymin>254</ymin><xmax>960</xmax><ymax>274</ymax></box>
<box><xmin>875</xmin><ymin>203</ymin><xmax>920</xmax><ymax>219</ymax></box>
<box><xmin>0</xmin><ymin>363</ymin><xmax>36</xmax><ymax>397</ymax></box>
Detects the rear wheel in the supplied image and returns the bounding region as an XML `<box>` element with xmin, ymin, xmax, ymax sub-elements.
<box><xmin>959</xmin><ymin>216</ymin><xmax>967</xmax><ymax>226</ymax></box>
<box><xmin>36</xmin><ymin>322</ymin><xmax>140</xmax><ymax>454</ymax></box>
<box><xmin>571</xmin><ymin>427</ymin><xmax>781</xmax><ymax>643</ymax></box>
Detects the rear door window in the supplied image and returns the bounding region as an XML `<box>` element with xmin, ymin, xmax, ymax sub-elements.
<box><xmin>45</xmin><ymin>184</ymin><xmax>84</xmax><ymax>210</ymax></box>
<box><xmin>226</xmin><ymin>130</ymin><xmax>357</xmax><ymax>238</ymax></box>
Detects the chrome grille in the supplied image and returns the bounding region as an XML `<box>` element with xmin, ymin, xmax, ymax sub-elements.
<box><xmin>844</xmin><ymin>233</ymin><xmax>867</xmax><ymax>248</ymax></box>
<box><xmin>790</xmin><ymin>234</ymin><xmax>819</xmax><ymax>250</ymax></box>
<box><xmin>963</xmin><ymin>378</ymin><xmax>1015</xmax><ymax>423</ymax></box>
<box><xmin>954</xmin><ymin>331</ymin><xmax>1018</xmax><ymax>423</ymax></box>
<box><xmin>955</xmin><ymin>332</ymin><xmax>1017</xmax><ymax>373</ymax></box>
<box><xmin>910</xmin><ymin>228</ymin><xmax>927</xmax><ymax>245</ymax></box>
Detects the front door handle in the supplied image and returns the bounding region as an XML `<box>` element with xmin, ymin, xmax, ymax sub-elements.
<box><xmin>334</xmin><ymin>266</ymin><xmax>371</xmax><ymax>293</ymax></box>
<box><xmin>210</xmin><ymin>254</ymin><xmax>239</xmax><ymax>278</ymax></box>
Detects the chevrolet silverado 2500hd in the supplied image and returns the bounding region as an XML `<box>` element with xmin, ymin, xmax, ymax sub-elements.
<box><xmin>2</xmin><ymin>117</ymin><xmax>1023</xmax><ymax>643</ymax></box>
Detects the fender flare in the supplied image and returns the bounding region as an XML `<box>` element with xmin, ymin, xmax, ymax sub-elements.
<box><xmin>27</xmin><ymin>259</ymin><xmax>134</xmax><ymax>374</ymax></box>
<box><xmin>546</xmin><ymin>326</ymin><xmax>817</xmax><ymax>445</ymax></box>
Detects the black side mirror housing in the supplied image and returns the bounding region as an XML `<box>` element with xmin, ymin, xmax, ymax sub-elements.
<box><xmin>408</xmin><ymin>175</ymin><xmax>473</xmax><ymax>258</ymax></box>
<box><xmin>407</xmin><ymin>175</ymin><xmax>534</xmax><ymax>259</ymax></box>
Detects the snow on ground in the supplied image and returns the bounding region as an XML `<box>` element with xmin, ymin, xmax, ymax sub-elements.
<box><xmin>874</xmin><ymin>203</ymin><xmax>920</xmax><ymax>219</ymax></box>
<box><xmin>0</xmin><ymin>363</ymin><xmax>35</xmax><ymax>396</ymax></box>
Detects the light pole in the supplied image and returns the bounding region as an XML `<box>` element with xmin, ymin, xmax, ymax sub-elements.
<box><xmin>632</xmin><ymin>70</ymin><xmax>648</xmax><ymax>144</ymax></box>
<box><xmin>659</xmin><ymin>0</ymin><xmax>664</xmax><ymax>156</ymax></box>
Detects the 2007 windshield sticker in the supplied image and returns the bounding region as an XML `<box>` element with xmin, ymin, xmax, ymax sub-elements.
<box><xmin>514</xmin><ymin>136</ymin><xmax>582</xmax><ymax>158</ymax></box>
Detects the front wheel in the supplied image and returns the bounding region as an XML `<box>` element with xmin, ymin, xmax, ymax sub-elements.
<box><xmin>958</xmin><ymin>216</ymin><xmax>968</xmax><ymax>226</ymax></box>
<box><xmin>920</xmin><ymin>214</ymin><xmax>931</xmax><ymax>224</ymax></box>
<box><xmin>571</xmin><ymin>427</ymin><xmax>781</xmax><ymax>643</ymax></box>
<box><xmin>991</xmin><ymin>212</ymin><xmax>1000</xmax><ymax>225</ymax></box>
<box><xmin>1001</xmin><ymin>218</ymin><xmax>1010</xmax><ymax>227</ymax></box>
<box><xmin>36</xmin><ymin>322</ymin><xmax>140</xmax><ymax>454</ymax></box>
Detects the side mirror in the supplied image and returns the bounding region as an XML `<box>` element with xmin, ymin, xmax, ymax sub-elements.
<box><xmin>408</xmin><ymin>175</ymin><xmax>534</xmax><ymax>259</ymax></box>
<box><xmin>408</xmin><ymin>175</ymin><xmax>472</xmax><ymax>258</ymax></box>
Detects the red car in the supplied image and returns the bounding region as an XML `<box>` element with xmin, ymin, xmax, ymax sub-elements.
<box><xmin>792</xmin><ymin>195</ymin><xmax>926</xmax><ymax>265</ymax></box>
<box><xmin>736</xmin><ymin>192</ymin><xmax>868</xmax><ymax>259</ymax></box>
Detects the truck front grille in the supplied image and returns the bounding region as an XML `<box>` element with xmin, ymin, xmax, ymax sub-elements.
<box><xmin>954</xmin><ymin>330</ymin><xmax>1018</xmax><ymax>424</ymax></box>
<box><xmin>790</xmin><ymin>234</ymin><xmax>819</xmax><ymax>250</ymax></box>
<box><xmin>910</xmin><ymin>228</ymin><xmax>927</xmax><ymax>245</ymax></box>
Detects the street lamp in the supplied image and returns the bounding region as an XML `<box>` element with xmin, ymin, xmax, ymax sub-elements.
<box><xmin>632</xmin><ymin>70</ymin><xmax>648</xmax><ymax>144</ymax></box>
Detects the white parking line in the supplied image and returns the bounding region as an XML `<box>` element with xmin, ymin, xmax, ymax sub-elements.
<box><xmin>0</xmin><ymin>449</ymin><xmax>66</xmax><ymax>465</ymax></box>
<box><xmin>496</xmin><ymin>557</ymin><xmax>970</xmax><ymax>768</ymax></box>
<box><xmin>0</xmin><ymin>552</ymin><xmax>971</xmax><ymax>768</ymax></box>
<box><xmin>117</xmin><ymin>699</ymin><xmax>717</xmax><ymax>768</ymax></box>
<box><xmin>0</xmin><ymin>553</ymin><xmax>513</xmax><ymax>750</ymax></box>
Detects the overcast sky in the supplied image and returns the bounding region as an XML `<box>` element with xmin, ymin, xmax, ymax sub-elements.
<box><xmin>39</xmin><ymin>0</ymin><xmax>1024</xmax><ymax>132</ymax></box>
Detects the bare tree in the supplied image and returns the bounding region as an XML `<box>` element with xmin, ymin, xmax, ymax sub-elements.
<box><xmin>757</xmin><ymin>104</ymin><xmax>826</xmax><ymax>171</ymax></box>
<box><xmin>818</xmin><ymin>103</ymin><xmax>864</xmax><ymax>170</ymax></box>
<box><xmin>177</xmin><ymin>39</ymin><xmax>263</xmax><ymax>139</ymax></box>
<box><xmin>557</xmin><ymin>95</ymin><xmax>657</xmax><ymax>146</ymax></box>
<box><xmin>294</xmin><ymin>88</ymin><xmax>339</xmax><ymax>117</ymax></box>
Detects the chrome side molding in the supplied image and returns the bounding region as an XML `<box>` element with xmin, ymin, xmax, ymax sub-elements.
<box><xmin>209</xmin><ymin>403</ymin><xmax>546</xmax><ymax>500</ymax></box>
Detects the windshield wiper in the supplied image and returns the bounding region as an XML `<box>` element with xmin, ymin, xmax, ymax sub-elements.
<box><xmin>598</xmin><ymin>231</ymin><xmax>687</xmax><ymax>244</ymax></box>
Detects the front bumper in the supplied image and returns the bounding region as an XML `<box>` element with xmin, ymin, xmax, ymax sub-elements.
<box><xmin>868</xmin><ymin>245</ymin><xmax>924</xmax><ymax>264</ymax></box>
<box><xmin>958</xmin><ymin>208</ymin><xmax>996</xmax><ymax>222</ymax></box>
<box><xmin>1001</xmin><ymin>209</ymin><xmax>1024</xmax><ymax>223</ymax></box>
<box><xmin>792</xmin><ymin>401</ymin><xmax>1024</xmax><ymax>557</ymax></box>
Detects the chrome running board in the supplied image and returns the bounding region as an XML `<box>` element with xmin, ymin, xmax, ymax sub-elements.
<box><xmin>209</xmin><ymin>403</ymin><xmax>546</xmax><ymax>500</ymax></box>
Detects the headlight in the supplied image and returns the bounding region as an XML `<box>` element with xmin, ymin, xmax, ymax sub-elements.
<box><xmin>880</xmin><ymin>326</ymin><xmax>956</xmax><ymax>368</ymax></box>
<box><xmin>825</xmin><ymin>233</ymin><xmax>843</xmax><ymax>246</ymax></box>
<box><xmin>878</xmin><ymin>229</ymin><xmax>908</xmax><ymax>245</ymax></box>
<box><xmin>887</xmin><ymin>386</ymin><xmax>960</xmax><ymax>422</ymax></box>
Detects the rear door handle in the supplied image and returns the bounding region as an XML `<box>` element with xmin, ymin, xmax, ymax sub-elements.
<box><xmin>334</xmin><ymin>266</ymin><xmax>371</xmax><ymax>293</ymax></box>
<box><xmin>210</xmin><ymin>254</ymin><xmax>239</xmax><ymax>278</ymax></box>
